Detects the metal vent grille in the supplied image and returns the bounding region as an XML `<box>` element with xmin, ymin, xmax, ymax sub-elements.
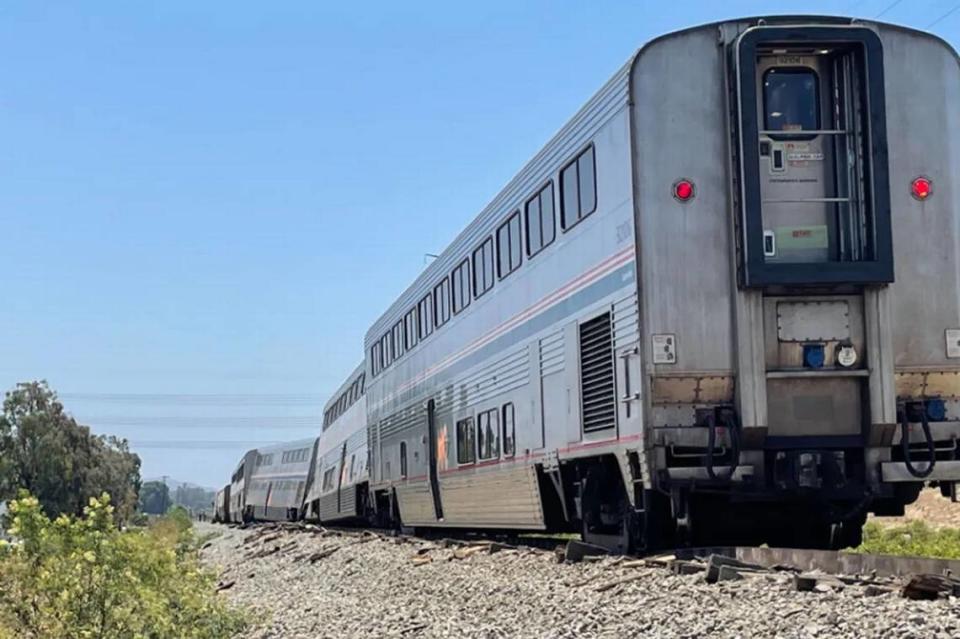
<box><xmin>579</xmin><ymin>312</ymin><xmax>616</xmax><ymax>432</ymax></box>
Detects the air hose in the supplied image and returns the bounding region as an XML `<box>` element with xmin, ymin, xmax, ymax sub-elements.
<box><xmin>900</xmin><ymin>402</ymin><xmax>936</xmax><ymax>479</ymax></box>
<box><xmin>705</xmin><ymin>409</ymin><xmax>742</xmax><ymax>481</ymax></box>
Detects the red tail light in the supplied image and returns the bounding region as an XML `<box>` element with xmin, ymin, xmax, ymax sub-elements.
<box><xmin>673</xmin><ymin>179</ymin><xmax>695</xmax><ymax>202</ymax></box>
<box><xmin>911</xmin><ymin>176</ymin><xmax>932</xmax><ymax>201</ymax></box>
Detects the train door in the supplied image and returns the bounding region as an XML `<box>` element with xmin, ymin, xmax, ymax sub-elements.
<box><xmin>426</xmin><ymin>399</ymin><xmax>444</xmax><ymax>520</ymax></box>
<box><xmin>732</xmin><ymin>27</ymin><xmax>894</xmax><ymax>480</ymax></box>
<box><xmin>336</xmin><ymin>442</ymin><xmax>347</xmax><ymax>513</ymax></box>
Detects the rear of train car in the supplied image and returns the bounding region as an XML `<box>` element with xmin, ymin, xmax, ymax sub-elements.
<box><xmin>358</xmin><ymin>16</ymin><xmax>960</xmax><ymax>551</ymax></box>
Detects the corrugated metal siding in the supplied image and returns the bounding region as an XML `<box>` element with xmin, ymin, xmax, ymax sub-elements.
<box><xmin>540</xmin><ymin>329</ymin><xmax>565</xmax><ymax>377</ymax></box>
<box><xmin>396</xmin><ymin>481</ymin><xmax>438</xmax><ymax>525</ymax></box>
<box><xmin>613</xmin><ymin>293</ymin><xmax>640</xmax><ymax>349</ymax></box>
<box><xmin>436</xmin><ymin>465</ymin><xmax>544</xmax><ymax>528</ymax></box>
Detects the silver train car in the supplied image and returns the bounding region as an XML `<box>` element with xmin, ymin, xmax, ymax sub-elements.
<box><xmin>242</xmin><ymin>438</ymin><xmax>316</xmax><ymax>522</ymax></box>
<box><xmin>214</xmin><ymin>485</ymin><xmax>231</xmax><ymax>523</ymax></box>
<box><xmin>228</xmin><ymin>449</ymin><xmax>257</xmax><ymax>523</ymax></box>
<box><xmin>356</xmin><ymin>16</ymin><xmax>960</xmax><ymax>551</ymax></box>
<box><xmin>303</xmin><ymin>364</ymin><xmax>370</xmax><ymax>524</ymax></box>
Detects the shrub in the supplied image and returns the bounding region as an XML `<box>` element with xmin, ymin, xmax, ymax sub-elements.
<box><xmin>856</xmin><ymin>520</ymin><xmax>960</xmax><ymax>559</ymax></box>
<box><xmin>0</xmin><ymin>491</ymin><xmax>245</xmax><ymax>638</ymax></box>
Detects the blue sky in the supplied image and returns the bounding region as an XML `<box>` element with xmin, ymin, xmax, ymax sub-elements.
<box><xmin>2</xmin><ymin>1</ymin><xmax>958</xmax><ymax>488</ymax></box>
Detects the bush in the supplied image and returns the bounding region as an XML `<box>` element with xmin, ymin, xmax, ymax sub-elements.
<box><xmin>855</xmin><ymin>520</ymin><xmax>960</xmax><ymax>559</ymax></box>
<box><xmin>0</xmin><ymin>491</ymin><xmax>245</xmax><ymax>638</ymax></box>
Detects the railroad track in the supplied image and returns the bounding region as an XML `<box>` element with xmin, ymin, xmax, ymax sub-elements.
<box><xmin>227</xmin><ymin>519</ymin><xmax>960</xmax><ymax>599</ymax></box>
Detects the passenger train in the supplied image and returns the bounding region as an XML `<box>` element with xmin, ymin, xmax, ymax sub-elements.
<box><xmin>215</xmin><ymin>15</ymin><xmax>960</xmax><ymax>551</ymax></box>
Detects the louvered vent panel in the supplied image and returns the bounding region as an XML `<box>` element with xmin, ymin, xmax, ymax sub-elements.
<box><xmin>579</xmin><ymin>312</ymin><xmax>617</xmax><ymax>432</ymax></box>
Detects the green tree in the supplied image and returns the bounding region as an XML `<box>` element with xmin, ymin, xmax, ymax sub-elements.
<box><xmin>0</xmin><ymin>381</ymin><xmax>141</xmax><ymax>520</ymax></box>
<box><xmin>0</xmin><ymin>492</ymin><xmax>246</xmax><ymax>638</ymax></box>
<box><xmin>138</xmin><ymin>480</ymin><xmax>171</xmax><ymax>515</ymax></box>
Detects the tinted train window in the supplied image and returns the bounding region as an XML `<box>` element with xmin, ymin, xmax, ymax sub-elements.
<box><xmin>381</xmin><ymin>334</ymin><xmax>393</xmax><ymax>368</ymax></box>
<box><xmin>418</xmin><ymin>293</ymin><xmax>434</xmax><ymax>339</ymax></box>
<box><xmin>477</xmin><ymin>409</ymin><xmax>500</xmax><ymax>460</ymax></box>
<box><xmin>502</xmin><ymin>403</ymin><xmax>515</xmax><ymax>457</ymax></box>
<box><xmin>525</xmin><ymin>182</ymin><xmax>555</xmax><ymax>257</ymax></box>
<box><xmin>451</xmin><ymin>258</ymin><xmax>471</xmax><ymax>314</ymax></box>
<box><xmin>497</xmin><ymin>211</ymin><xmax>522</xmax><ymax>279</ymax></box>
<box><xmin>392</xmin><ymin>321</ymin><xmax>404</xmax><ymax>359</ymax></box>
<box><xmin>434</xmin><ymin>278</ymin><xmax>451</xmax><ymax>327</ymax></box>
<box><xmin>561</xmin><ymin>145</ymin><xmax>597</xmax><ymax>229</ymax></box>
<box><xmin>404</xmin><ymin>308</ymin><xmax>418</xmax><ymax>350</ymax></box>
<box><xmin>400</xmin><ymin>442</ymin><xmax>407</xmax><ymax>478</ymax></box>
<box><xmin>472</xmin><ymin>237</ymin><xmax>495</xmax><ymax>298</ymax></box>
<box><xmin>456</xmin><ymin>417</ymin><xmax>475</xmax><ymax>464</ymax></box>
<box><xmin>763</xmin><ymin>68</ymin><xmax>820</xmax><ymax>134</ymax></box>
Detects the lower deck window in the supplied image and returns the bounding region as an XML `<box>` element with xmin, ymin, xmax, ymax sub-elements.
<box><xmin>456</xmin><ymin>417</ymin><xmax>475</xmax><ymax>464</ymax></box>
<box><xmin>477</xmin><ymin>409</ymin><xmax>500</xmax><ymax>460</ymax></box>
<box><xmin>502</xmin><ymin>403</ymin><xmax>515</xmax><ymax>457</ymax></box>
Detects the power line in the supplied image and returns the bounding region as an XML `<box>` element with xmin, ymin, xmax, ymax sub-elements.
<box><xmin>927</xmin><ymin>3</ymin><xmax>960</xmax><ymax>28</ymax></box>
<box><xmin>875</xmin><ymin>0</ymin><xmax>905</xmax><ymax>18</ymax></box>
<box><xmin>130</xmin><ymin>440</ymin><xmax>282</xmax><ymax>450</ymax></box>
<box><xmin>83</xmin><ymin>415</ymin><xmax>321</xmax><ymax>428</ymax></box>
<box><xmin>60</xmin><ymin>392</ymin><xmax>327</xmax><ymax>406</ymax></box>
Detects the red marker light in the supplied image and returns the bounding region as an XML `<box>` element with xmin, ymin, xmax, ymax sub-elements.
<box><xmin>911</xmin><ymin>176</ymin><xmax>932</xmax><ymax>201</ymax></box>
<box><xmin>673</xmin><ymin>179</ymin><xmax>695</xmax><ymax>202</ymax></box>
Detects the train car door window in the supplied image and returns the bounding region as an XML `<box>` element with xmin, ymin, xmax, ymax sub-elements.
<box><xmin>763</xmin><ymin>69</ymin><xmax>819</xmax><ymax>136</ymax></box>
<box><xmin>502</xmin><ymin>403</ymin><xmax>515</xmax><ymax>457</ymax></box>
<box><xmin>456</xmin><ymin>417</ymin><xmax>476</xmax><ymax>464</ymax></box>
<box><xmin>399</xmin><ymin>442</ymin><xmax>407</xmax><ymax>478</ymax></box>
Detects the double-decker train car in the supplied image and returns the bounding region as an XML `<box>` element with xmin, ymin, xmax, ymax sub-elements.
<box><xmin>213</xmin><ymin>485</ymin><xmax>231</xmax><ymax>523</ymax></box>
<box><xmin>228</xmin><ymin>449</ymin><xmax>257</xmax><ymax>523</ymax></box>
<box><xmin>357</xmin><ymin>15</ymin><xmax>960</xmax><ymax>551</ymax></box>
<box><xmin>219</xmin><ymin>15</ymin><xmax>960</xmax><ymax>552</ymax></box>
<box><xmin>242</xmin><ymin>438</ymin><xmax>316</xmax><ymax>522</ymax></box>
<box><xmin>302</xmin><ymin>364</ymin><xmax>370</xmax><ymax>524</ymax></box>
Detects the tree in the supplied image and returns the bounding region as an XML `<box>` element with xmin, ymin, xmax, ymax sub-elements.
<box><xmin>0</xmin><ymin>381</ymin><xmax>141</xmax><ymax>520</ymax></box>
<box><xmin>139</xmin><ymin>481</ymin><xmax>170</xmax><ymax>515</ymax></box>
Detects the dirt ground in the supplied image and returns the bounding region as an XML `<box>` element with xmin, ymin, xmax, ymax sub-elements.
<box><xmin>871</xmin><ymin>487</ymin><xmax>960</xmax><ymax>528</ymax></box>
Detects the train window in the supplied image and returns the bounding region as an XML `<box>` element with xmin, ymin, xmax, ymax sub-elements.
<box><xmin>418</xmin><ymin>293</ymin><xmax>434</xmax><ymax>340</ymax></box>
<box><xmin>392</xmin><ymin>321</ymin><xmax>405</xmax><ymax>359</ymax></box>
<box><xmin>349</xmin><ymin>454</ymin><xmax>356</xmax><ymax>480</ymax></box>
<box><xmin>502</xmin><ymin>403</ymin><xmax>515</xmax><ymax>457</ymax></box>
<box><xmin>477</xmin><ymin>409</ymin><xmax>500</xmax><ymax>460</ymax></box>
<box><xmin>381</xmin><ymin>333</ymin><xmax>393</xmax><ymax>368</ymax></box>
<box><xmin>763</xmin><ymin>68</ymin><xmax>820</xmax><ymax>135</ymax></box>
<box><xmin>400</xmin><ymin>442</ymin><xmax>407</xmax><ymax>478</ymax></box>
<box><xmin>456</xmin><ymin>417</ymin><xmax>476</xmax><ymax>464</ymax></box>
<box><xmin>525</xmin><ymin>181</ymin><xmax>556</xmax><ymax>257</ymax></box>
<box><xmin>404</xmin><ymin>308</ymin><xmax>418</xmax><ymax>350</ymax></box>
<box><xmin>370</xmin><ymin>342</ymin><xmax>382</xmax><ymax>378</ymax></box>
<box><xmin>451</xmin><ymin>258</ymin><xmax>471</xmax><ymax>314</ymax></box>
<box><xmin>472</xmin><ymin>236</ymin><xmax>495</xmax><ymax>299</ymax></box>
<box><xmin>497</xmin><ymin>211</ymin><xmax>522</xmax><ymax>279</ymax></box>
<box><xmin>434</xmin><ymin>278</ymin><xmax>451</xmax><ymax>327</ymax></box>
<box><xmin>560</xmin><ymin>145</ymin><xmax>597</xmax><ymax>230</ymax></box>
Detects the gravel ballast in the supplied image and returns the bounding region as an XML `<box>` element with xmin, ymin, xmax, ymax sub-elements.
<box><xmin>198</xmin><ymin>522</ymin><xmax>960</xmax><ymax>638</ymax></box>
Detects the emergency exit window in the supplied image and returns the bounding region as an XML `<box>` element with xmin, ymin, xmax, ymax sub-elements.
<box><xmin>763</xmin><ymin>69</ymin><xmax>820</xmax><ymax>134</ymax></box>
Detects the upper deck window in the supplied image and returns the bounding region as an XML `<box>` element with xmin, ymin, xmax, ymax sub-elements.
<box><xmin>472</xmin><ymin>237</ymin><xmax>495</xmax><ymax>299</ymax></box>
<box><xmin>451</xmin><ymin>258</ymin><xmax>471</xmax><ymax>314</ymax></box>
<box><xmin>763</xmin><ymin>68</ymin><xmax>820</xmax><ymax>134</ymax></box>
<box><xmin>525</xmin><ymin>182</ymin><xmax>555</xmax><ymax>257</ymax></box>
<box><xmin>560</xmin><ymin>146</ymin><xmax>597</xmax><ymax>229</ymax></box>
<box><xmin>497</xmin><ymin>211</ymin><xmax>522</xmax><ymax>279</ymax></box>
<box><xmin>434</xmin><ymin>278</ymin><xmax>451</xmax><ymax>327</ymax></box>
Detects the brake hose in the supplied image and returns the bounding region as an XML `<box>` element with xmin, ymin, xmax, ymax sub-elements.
<box><xmin>900</xmin><ymin>403</ymin><xmax>936</xmax><ymax>479</ymax></box>
<box><xmin>705</xmin><ymin>409</ymin><xmax>741</xmax><ymax>481</ymax></box>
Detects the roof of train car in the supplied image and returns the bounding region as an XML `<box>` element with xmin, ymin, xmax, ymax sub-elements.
<box><xmin>322</xmin><ymin>361</ymin><xmax>365</xmax><ymax>413</ymax></box>
<box><xmin>251</xmin><ymin>437</ymin><xmax>317</xmax><ymax>456</ymax></box>
<box><xmin>364</xmin><ymin>14</ymin><xmax>958</xmax><ymax>345</ymax></box>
